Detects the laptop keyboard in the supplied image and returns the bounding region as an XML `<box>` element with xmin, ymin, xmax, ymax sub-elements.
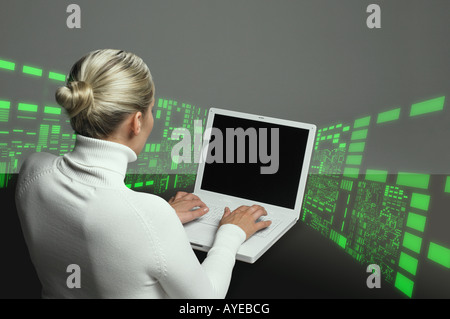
<box><xmin>196</xmin><ymin>205</ymin><xmax>281</xmax><ymax>238</ymax></box>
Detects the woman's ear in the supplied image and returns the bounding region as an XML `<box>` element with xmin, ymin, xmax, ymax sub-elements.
<box><xmin>130</xmin><ymin>111</ymin><xmax>143</xmax><ymax>136</ymax></box>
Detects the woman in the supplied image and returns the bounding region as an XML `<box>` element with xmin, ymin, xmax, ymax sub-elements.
<box><xmin>15</xmin><ymin>49</ymin><xmax>270</xmax><ymax>298</ymax></box>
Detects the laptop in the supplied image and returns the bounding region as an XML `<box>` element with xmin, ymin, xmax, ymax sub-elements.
<box><xmin>184</xmin><ymin>107</ymin><xmax>316</xmax><ymax>263</ymax></box>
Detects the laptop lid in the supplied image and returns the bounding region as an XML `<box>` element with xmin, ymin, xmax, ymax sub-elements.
<box><xmin>194</xmin><ymin>108</ymin><xmax>316</xmax><ymax>220</ymax></box>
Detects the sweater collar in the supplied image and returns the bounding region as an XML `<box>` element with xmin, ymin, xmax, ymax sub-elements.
<box><xmin>59</xmin><ymin>135</ymin><xmax>137</xmax><ymax>186</ymax></box>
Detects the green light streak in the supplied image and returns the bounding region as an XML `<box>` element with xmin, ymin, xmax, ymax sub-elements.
<box><xmin>0</xmin><ymin>101</ymin><xmax>11</xmax><ymax>109</ymax></box>
<box><xmin>345</xmin><ymin>155</ymin><xmax>362</xmax><ymax>165</ymax></box>
<box><xmin>0</xmin><ymin>59</ymin><xmax>15</xmax><ymax>70</ymax></box>
<box><xmin>427</xmin><ymin>242</ymin><xmax>450</xmax><ymax>268</ymax></box>
<box><xmin>354</xmin><ymin>116</ymin><xmax>371</xmax><ymax>128</ymax></box>
<box><xmin>406</xmin><ymin>212</ymin><xmax>426</xmax><ymax>232</ymax></box>
<box><xmin>44</xmin><ymin>106</ymin><xmax>62</xmax><ymax>115</ymax></box>
<box><xmin>348</xmin><ymin>142</ymin><xmax>365</xmax><ymax>153</ymax></box>
<box><xmin>351</xmin><ymin>129</ymin><xmax>368</xmax><ymax>140</ymax></box>
<box><xmin>343</xmin><ymin>167</ymin><xmax>359</xmax><ymax>178</ymax></box>
<box><xmin>48</xmin><ymin>71</ymin><xmax>66</xmax><ymax>82</ymax></box>
<box><xmin>22</xmin><ymin>65</ymin><xmax>43</xmax><ymax>77</ymax></box>
<box><xmin>445</xmin><ymin>176</ymin><xmax>450</xmax><ymax>193</ymax></box>
<box><xmin>338</xmin><ymin>235</ymin><xmax>347</xmax><ymax>249</ymax></box>
<box><xmin>410</xmin><ymin>193</ymin><xmax>430</xmax><ymax>211</ymax></box>
<box><xmin>402</xmin><ymin>232</ymin><xmax>422</xmax><ymax>254</ymax></box>
<box><xmin>396</xmin><ymin>172</ymin><xmax>430</xmax><ymax>190</ymax></box>
<box><xmin>18</xmin><ymin>103</ymin><xmax>38</xmax><ymax>112</ymax></box>
<box><xmin>365</xmin><ymin>169</ymin><xmax>388</xmax><ymax>183</ymax></box>
<box><xmin>398</xmin><ymin>252</ymin><xmax>418</xmax><ymax>276</ymax></box>
<box><xmin>410</xmin><ymin>96</ymin><xmax>445</xmax><ymax>117</ymax></box>
<box><xmin>377</xmin><ymin>108</ymin><xmax>400</xmax><ymax>123</ymax></box>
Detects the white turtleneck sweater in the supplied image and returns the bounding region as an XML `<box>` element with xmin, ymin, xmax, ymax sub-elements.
<box><xmin>15</xmin><ymin>134</ymin><xmax>246</xmax><ymax>299</ymax></box>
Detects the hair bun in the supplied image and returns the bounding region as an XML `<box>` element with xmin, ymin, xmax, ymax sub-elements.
<box><xmin>56</xmin><ymin>49</ymin><xmax>154</xmax><ymax>138</ymax></box>
<box><xmin>55</xmin><ymin>80</ymin><xmax>94</xmax><ymax>118</ymax></box>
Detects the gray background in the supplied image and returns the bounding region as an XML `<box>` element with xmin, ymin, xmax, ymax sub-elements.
<box><xmin>1</xmin><ymin>0</ymin><xmax>450</xmax><ymax>298</ymax></box>
<box><xmin>1</xmin><ymin>0</ymin><xmax>449</xmax><ymax>173</ymax></box>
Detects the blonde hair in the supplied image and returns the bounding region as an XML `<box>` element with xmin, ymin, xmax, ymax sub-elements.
<box><xmin>56</xmin><ymin>49</ymin><xmax>155</xmax><ymax>138</ymax></box>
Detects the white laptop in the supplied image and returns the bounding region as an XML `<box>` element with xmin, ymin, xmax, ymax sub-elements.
<box><xmin>184</xmin><ymin>107</ymin><xmax>316</xmax><ymax>263</ymax></box>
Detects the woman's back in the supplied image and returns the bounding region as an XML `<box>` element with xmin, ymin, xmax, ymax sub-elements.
<box><xmin>16</xmin><ymin>136</ymin><xmax>174</xmax><ymax>298</ymax></box>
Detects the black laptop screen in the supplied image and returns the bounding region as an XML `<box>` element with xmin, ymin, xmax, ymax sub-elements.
<box><xmin>200</xmin><ymin>114</ymin><xmax>310</xmax><ymax>209</ymax></box>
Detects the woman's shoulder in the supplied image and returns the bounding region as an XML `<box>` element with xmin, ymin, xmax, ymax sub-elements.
<box><xmin>16</xmin><ymin>152</ymin><xmax>59</xmax><ymax>198</ymax></box>
<box><xmin>19</xmin><ymin>152</ymin><xmax>58</xmax><ymax>175</ymax></box>
<box><xmin>17</xmin><ymin>152</ymin><xmax>58</xmax><ymax>184</ymax></box>
<box><xmin>122</xmin><ymin>189</ymin><xmax>177</xmax><ymax>218</ymax></box>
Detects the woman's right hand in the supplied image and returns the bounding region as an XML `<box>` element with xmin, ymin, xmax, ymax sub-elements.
<box><xmin>219</xmin><ymin>205</ymin><xmax>272</xmax><ymax>240</ymax></box>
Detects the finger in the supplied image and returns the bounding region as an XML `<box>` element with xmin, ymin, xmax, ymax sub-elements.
<box><xmin>255</xmin><ymin>220</ymin><xmax>272</xmax><ymax>231</ymax></box>
<box><xmin>174</xmin><ymin>191</ymin><xmax>189</xmax><ymax>200</ymax></box>
<box><xmin>246</xmin><ymin>205</ymin><xmax>267</xmax><ymax>217</ymax></box>
<box><xmin>187</xmin><ymin>207</ymin><xmax>209</xmax><ymax>219</ymax></box>
<box><xmin>251</xmin><ymin>210</ymin><xmax>268</xmax><ymax>222</ymax></box>
<box><xmin>192</xmin><ymin>198</ymin><xmax>208</xmax><ymax>208</ymax></box>
<box><xmin>222</xmin><ymin>206</ymin><xmax>232</xmax><ymax>219</ymax></box>
<box><xmin>234</xmin><ymin>205</ymin><xmax>250</xmax><ymax>214</ymax></box>
<box><xmin>168</xmin><ymin>196</ymin><xmax>175</xmax><ymax>203</ymax></box>
<box><xmin>177</xmin><ymin>208</ymin><xmax>208</xmax><ymax>224</ymax></box>
<box><xmin>246</xmin><ymin>204</ymin><xmax>262</xmax><ymax>213</ymax></box>
<box><xmin>185</xmin><ymin>199</ymin><xmax>208</xmax><ymax>211</ymax></box>
<box><xmin>182</xmin><ymin>193</ymin><xmax>201</xmax><ymax>201</ymax></box>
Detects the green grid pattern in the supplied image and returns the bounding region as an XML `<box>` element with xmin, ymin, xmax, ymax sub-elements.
<box><xmin>304</xmin><ymin>94</ymin><xmax>448</xmax><ymax>299</ymax></box>
<box><xmin>1</xmin><ymin>56</ymin><xmax>449</xmax><ymax>299</ymax></box>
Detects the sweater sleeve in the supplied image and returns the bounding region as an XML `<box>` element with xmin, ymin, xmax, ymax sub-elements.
<box><xmin>131</xmin><ymin>193</ymin><xmax>246</xmax><ymax>299</ymax></box>
<box><xmin>198</xmin><ymin>224</ymin><xmax>247</xmax><ymax>296</ymax></box>
<box><xmin>158</xmin><ymin>215</ymin><xmax>246</xmax><ymax>299</ymax></box>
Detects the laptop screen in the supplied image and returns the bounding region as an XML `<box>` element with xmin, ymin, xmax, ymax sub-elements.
<box><xmin>200</xmin><ymin>114</ymin><xmax>310</xmax><ymax>209</ymax></box>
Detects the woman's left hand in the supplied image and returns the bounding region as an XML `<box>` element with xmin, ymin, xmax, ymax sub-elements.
<box><xmin>168</xmin><ymin>191</ymin><xmax>209</xmax><ymax>224</ymax></box>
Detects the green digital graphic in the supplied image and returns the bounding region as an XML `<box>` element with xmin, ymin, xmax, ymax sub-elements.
<box><xmin>303</xmin><ymin>95</ymin><xmax>448</xmax><ymax>298</ymax></box>
<box><xmin>1</xmin><ymin>56</ymin><xmax>449</xmax><ymax>298</ymax></box>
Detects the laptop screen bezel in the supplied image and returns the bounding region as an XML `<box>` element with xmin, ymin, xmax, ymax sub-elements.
<box><xmin>193</xmin><ymin>107</ymin><xmax>316</xmax><ymax>220</ymax></box>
